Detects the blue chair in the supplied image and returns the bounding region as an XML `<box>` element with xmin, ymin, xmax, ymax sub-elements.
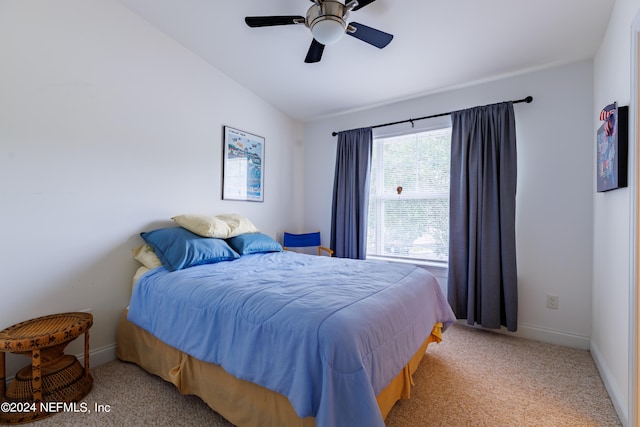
<box><xmin>283</xmin><ymin>231</ymin><xmax>334</xmax><ymax>257</ymax></box>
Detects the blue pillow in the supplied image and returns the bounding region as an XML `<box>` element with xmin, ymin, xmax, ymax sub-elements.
<box><xmin>141</xmin><ymin>227</ymin><xmax>239</xmax><ymax>271</ymax></box>
<box><xmin>226</xmin><ymin>233</ymin><xmax>283</xmax><ymax>255</ymax></box>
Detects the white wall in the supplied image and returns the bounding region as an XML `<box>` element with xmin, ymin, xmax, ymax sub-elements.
<box><xmin>0</xmin><ymin>0</ymin><xmax>303</xmax><ymax>377</ymax></box>
<box><xmin>304</xmin><ymin>61</ymin><xmax>595</xmax><ymax>349</ymax></box>
<box><xmin>592</xmin><ymin>1</ymin><xmax>640</xmax><ymax>425</ymax></box>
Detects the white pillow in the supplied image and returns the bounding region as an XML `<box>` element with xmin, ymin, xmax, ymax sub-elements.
<box><xmin>172</xmin><ymin>214</ymin><xmax>231</xmax><ymax>238</ymax></box>
<box><xmin>133</xmin><ymin>244</ymin><xmax>163</xmax><ymax>269</ymax></box>
<box><xmin>216</xmin><ymin>213</ymin><xmax>260</xmax><ymax>238</ymax></box>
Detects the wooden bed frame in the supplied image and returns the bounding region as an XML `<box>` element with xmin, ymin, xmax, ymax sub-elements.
<box><xmin>116</xmin><ymin>309</ymin><xmax>443</xmax><ymax>426</ymax></box>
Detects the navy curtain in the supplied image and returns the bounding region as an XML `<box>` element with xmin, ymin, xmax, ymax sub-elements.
<box><xmin>447</xmin><ymin>102</ymin><xmax>518</xmax><ymax>331</ymax></box>
<box><xmin>330</xmin><ymin>127</ymin><xmax>373</xmax><ymax>259</ymax></box>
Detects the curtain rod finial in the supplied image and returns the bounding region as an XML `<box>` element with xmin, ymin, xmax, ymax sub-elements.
<box><xmin>332</xmin><ymin>132</ymin><xmax>338</xmax><ymax>137</ymax></box>
<box><xmin>525</xmin><ymin>96</ymin><xmax>533</xmax><ymax>103</ymax></box>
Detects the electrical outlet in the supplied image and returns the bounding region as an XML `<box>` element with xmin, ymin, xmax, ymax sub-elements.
<box><xmin>546</xmin><ymin>295</ymin><xmax>559</xmax><ymax>310</ymax></box>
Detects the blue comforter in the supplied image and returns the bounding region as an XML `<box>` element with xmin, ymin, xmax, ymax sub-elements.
<box><xmin>128</xmin><ymin>252</ymin><xmax>456</xmax><ymax>427</ymax></box>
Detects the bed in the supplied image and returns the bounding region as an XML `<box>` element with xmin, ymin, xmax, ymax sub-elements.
<box><xmin>116</xmin><ymin>218</ymin><xmax>456</xmax><ymax>427</ymax></box>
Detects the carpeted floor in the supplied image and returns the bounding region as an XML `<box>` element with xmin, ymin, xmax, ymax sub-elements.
<box><xmin>29</xmin><ymin>323</ymin><xmax>621</xmax><ymax>426</ymax></box>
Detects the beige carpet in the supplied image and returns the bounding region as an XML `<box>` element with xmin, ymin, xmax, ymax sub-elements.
<box><xmin>30</xmin><ymin>324</ymin><xmax>621</xmax><ymax>427</ymax></box>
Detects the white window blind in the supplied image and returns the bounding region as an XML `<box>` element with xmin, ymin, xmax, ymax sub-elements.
<box><xmin>367</xmin><ymin>127</ymin><xmax>451</xmax><ymax>262</ymax></box>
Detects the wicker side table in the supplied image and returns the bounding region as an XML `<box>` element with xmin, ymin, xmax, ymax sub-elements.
<box><xmin>0</xmin><ymin>312</ymin><xmax>93</xmax><ymax>424</ymax></box>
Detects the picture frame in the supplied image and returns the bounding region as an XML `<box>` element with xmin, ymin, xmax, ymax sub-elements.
<box><xmin>597</xmin><ymin>103</ymin><xmax>628</xmax><ymax>192</ymax></box>
<box><xmin>222</xmin><ymin>126</ymin><xmax>265</xmax><ymax>202</ymax></box>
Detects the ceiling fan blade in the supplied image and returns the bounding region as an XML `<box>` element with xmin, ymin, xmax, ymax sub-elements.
<box><xmin>347</xmin><ymin>21</ymin><xmax>393</xmax><ymax>49</ymax></box>
<box><xmin>352</xmin><ymin>0</ymin><xmax>377</xmax><ymax>11</ymax></box>
<box><xmin>245</xmin><ymin>16</ymin><xmax>305</xmax><ymax>27</ymax></box>
<box><xmin>305</xmin><ymin>39</ymin><xmax>325</xmax><ymax>63</ymax></box>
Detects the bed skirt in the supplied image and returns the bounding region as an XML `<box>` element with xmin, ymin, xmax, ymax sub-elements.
<box><xmin>116</xmin><ymin>309</ymin><xmax>443</xmax><ymax>426</ymax></box>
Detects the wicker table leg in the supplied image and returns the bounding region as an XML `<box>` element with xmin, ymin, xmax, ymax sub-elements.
<box><xmin>31</xmin><ymin>348</ymin><xmax>42</xmax><ymax>411</ymax></box>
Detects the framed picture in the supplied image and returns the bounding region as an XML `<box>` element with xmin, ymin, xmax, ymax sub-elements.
<box><xmin>222</xmin><ymin>126</ymin><xmax>265</xmax><ymax>202</ymax></box>
<box><xmin>597</xmin><ymin>103</ymin><xmax>628</xmax><ymax>192</ymax></box>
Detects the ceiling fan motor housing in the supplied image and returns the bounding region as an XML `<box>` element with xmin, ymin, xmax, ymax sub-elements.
<box><xmin>306</xmin><ymin>1</ymin><xmax>350</xmax><ymax>45</ymax></box>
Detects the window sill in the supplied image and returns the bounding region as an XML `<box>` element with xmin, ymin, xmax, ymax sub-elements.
<box><xmin>366</xmin><ymin>255</ymin><xmax>448</xmax><ymax>274</ymax></box>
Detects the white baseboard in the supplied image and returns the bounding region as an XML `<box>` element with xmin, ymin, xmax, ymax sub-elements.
<box><xmin>590</xmin><ymin>340</ymin><xmax>629</xmax><ymax>427</ymax></box>
<box><xmin>457</xmin><ymin>320</ymin><xmax>591</xmax><ymax>350</ymax></box>
<box><xmin>508</xmin><ymin>322</ymin><xmax>591</xmax><ymax>350</ymax></box>
<box><xmin>76</xmin><ymin>342</ymin><xmax>117</xmax><ymax>368</ymax></box>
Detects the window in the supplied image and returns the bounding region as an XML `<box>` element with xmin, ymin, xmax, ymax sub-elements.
<box><xmin>367</xmin><ymin>126</ymin><xmax>451</xmax><ymax>262</ymax></box>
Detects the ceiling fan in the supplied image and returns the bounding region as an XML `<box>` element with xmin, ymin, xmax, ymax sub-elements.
<box><xmin>245</xmin><ymin>0</ymin><xmax>393</xmax><ymax>63</ymax></box>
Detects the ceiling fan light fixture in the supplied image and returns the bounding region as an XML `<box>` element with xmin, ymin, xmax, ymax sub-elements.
<box><xmin>310</xmin><ymin>17</ymin><xmax>347</xmax><ymax>45</ymax></box>
<box><xmin>306</xmin><ymin>1</ymin><xmax>349</xmax><ymax>45</ymax></box>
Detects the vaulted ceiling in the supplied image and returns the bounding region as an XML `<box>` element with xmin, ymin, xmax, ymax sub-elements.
<box><xmin>118</xmin><ymin>0</ymin><xmax>615</xmax><ymax>122</ymax></box>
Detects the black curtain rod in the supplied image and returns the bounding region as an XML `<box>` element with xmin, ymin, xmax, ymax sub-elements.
<box><xmin>331</xmin><ymin>96</ymin><xmax>533</xmax><ymax>136</ymax></box>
